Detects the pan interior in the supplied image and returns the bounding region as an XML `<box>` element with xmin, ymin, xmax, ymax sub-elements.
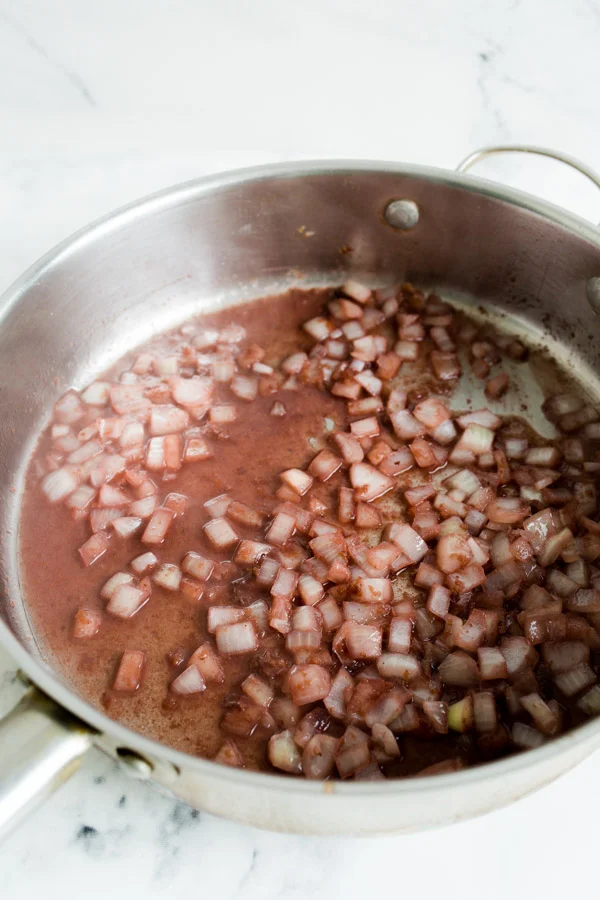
<box><xmin>8</xmin><ymin>275</ymin><xmax>600</xmax><ymax>673</ymax></box>
<box><xmin>1</xmin><ymin>165</ymin><xmax>600</xmax><ymax>752</ymax></box>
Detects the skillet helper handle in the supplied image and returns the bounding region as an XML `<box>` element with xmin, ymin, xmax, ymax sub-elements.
<box><xmin>457</xmin><ymin>145</ymin><xmax>600</xmax><ymax>216</ymax></box>
<box><xmin>0</xmin><ymin>684</ymin><xmax>93</xmax><ymax>842</ymax></box>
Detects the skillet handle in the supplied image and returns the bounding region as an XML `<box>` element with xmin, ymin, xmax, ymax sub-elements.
<box><xmin>457</xmin><ymin>145</ymin><xmax>600</xmax><ymax>196</ymax></box>
<box><xmin>0</xmin><ymin>684</ymin><xmax>93</xmax><ymax>843</ymax></box>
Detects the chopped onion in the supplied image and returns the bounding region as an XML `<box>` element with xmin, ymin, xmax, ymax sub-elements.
<box><xmin>473</xmin><ymin>692</ymin><xmax>497</xmax><ymax>733</ymax></box>
<box><xmin>171</xmin><ymin>664</ymin><xmax>206</xmax><ymax>695</ymax></box>
<box><xmin>107</xmin><ymin>581</ymin><xmax>150</xmax><ymax>618</ymax></box>
<box><xmin>203</xmin><ymin>516</ymin><xmax>239</xmax><ymax>549</ymax></box>
<box><xmin>438</xmin><ymin>652</ymin><xmax>479</xmax><ymax>686</ymax></box>
<box><xmin>216</xmin><ymin>621</ymin><xmax>258</xmax><ymax>655</ymax></box>
<box><xmin>477</xmin><ymin>646</ymin><xmax>508</xmax><ymax>679</ymax></box>
<box><xmin>42</xmin><ymin>467</ymin><xmax>79</xmax><ymax>503</ymax></box>
<box><xmin>377</xmin><ymin>652</ymin><xmax>421</xmax><ymax>680</ymax></box>
<box><xmin>73</xmin><ymin>607</ymin><xmax>102</xmax><ymax>639</ymax></box>
<box><xmin>288</xmin><ymin>664</ymin><xmax>332</xmax><ymax>705</ymax></box>
<box><xmin>113</xmin><ymin>650</ymin><xmax>145</xmax><ymax>692</ymax></box>
<box><xmin>280</xmin><ymin>468</ymin><xmax>314</xmax><ymax>497</ymax></box>
<box><xmin>343</xmin><ymin>622</ymin><xmax>383</xmax><ymax>659</ymax></box>
<box><xmin>141</xmin><ymin>506</ymin><xmax>175</xmax><ymax>544</ymax></box>
<box><xmin>268</xmin><ymin>730</ymin><xmax>303</xmax><ymax>774</ymax></box>
<box><xmin>112</xmin><ymin>516</ymin><xmax>143</xmax><ymax>538</ymax></box>
<box><xmin>131</xmin><ymin>552</ymin><xmax>158</xmax><ymax>574</ymax></box>
<box><xmin>78</xmin><ymin>532</ymin><xmax>110</xmax><ymax>567</ymax></box>
<box><xmin>456</xmin><ymin>424</ymin><xmax>494</xmax><ymax>455</ymax></box>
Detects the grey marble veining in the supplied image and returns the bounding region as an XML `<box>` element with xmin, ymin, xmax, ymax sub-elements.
<box><xmin>1</xmin><ymin>0</ymin><xmax>600</xmax><ymax>895</ymax></box>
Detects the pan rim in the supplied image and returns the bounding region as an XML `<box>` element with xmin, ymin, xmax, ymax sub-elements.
<box><xmin>2</xmin><ymin>157</ymin><xmax>600</xmax><ymax>797</ymax></box>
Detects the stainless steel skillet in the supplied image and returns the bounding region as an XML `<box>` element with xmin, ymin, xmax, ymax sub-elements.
<box><xmin>1</xmin><ymin>146</ymin><xmax>600</xmax><ymax>839</ymax></box>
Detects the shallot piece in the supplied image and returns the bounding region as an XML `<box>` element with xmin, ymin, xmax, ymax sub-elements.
<box><xmin>113</xmin><ymin>651</ymin><xmax>145</xmax><ymax>692</ymax></box>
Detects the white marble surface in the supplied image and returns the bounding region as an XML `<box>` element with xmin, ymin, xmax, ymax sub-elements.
<box><xmin>1</xmin><ymin>0</ymin><xmax>600</xmax><ymax>894</ymax></box>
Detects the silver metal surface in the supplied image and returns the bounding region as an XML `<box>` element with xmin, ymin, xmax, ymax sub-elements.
<box><xmin>383</xmin><ymin>198</ymin><xmax>420</xmax><ymax>230</ymax></box>
<box><xmin>457</xmin><ymin>144</ymin><xmax>600</xmax><ymax>196</ymax></box>
<box><xmin>587</xmin><ymin>277</ymin><xmax>600</xmax><ymax>314</ymax></box>
<box><xmin>0</xmin><ymin>158</ymin><xmax>600</xmax><ymax>834</ymax></box>
<box><xmin>0</xmin><ymin>688</ymin><xmax>93</xmax><ymax>841</ymax></box>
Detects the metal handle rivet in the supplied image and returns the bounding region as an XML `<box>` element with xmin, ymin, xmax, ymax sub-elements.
<box><xmin>384</xmin><ymin>199</ymin><xmax>420</xmax><ymax>230</ymax></box>
<box><xmin>586</xmin><ymin>278</ymin><xmax>600</xmax><ymax>315</ymax></box>
<box><xmin>115</xmin><ymin>747</ymin><xmax>153</xmax><ymax>778</ymax></box>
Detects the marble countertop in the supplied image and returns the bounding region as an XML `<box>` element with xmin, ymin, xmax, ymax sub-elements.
<box><xmin>2</xmin><ymin>0</ymin><xmax>600</xmax><ymax>895</ymax></box>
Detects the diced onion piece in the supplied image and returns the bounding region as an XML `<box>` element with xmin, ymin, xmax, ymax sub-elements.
<box><xmin>298</xmin><ymin>574</ymin><xmax>325</xmax><ymax>606</ymax></box>
<box><xmin>436</xmin><ymin>532</ymin><xmax>472</xmax><ymax>574</ymax></box>
<box><xmin>271</xmin><ymin>567</ymin><xmax>298</xmax><ymax>600</ymax></box>
<box><xmin>162</xmin><ymin>492</ymin><xmax>188</xmax><ymax>516</ymax></box>
<box><xmin>350</xmin><ymin>462</ymin><xmax>395</xmax><ymax>502</ymax></box>
<box><xmin>538</xmin><ymin>527</ymin><xmax>574</xmax><ymax>566</ymax></box>
<box><xmin>234</xmin><ymin>540</ymin><xmax>272</xmax><ymax>566</ymax></box>
<box><xmin>113</xmin><ymin>650</ymin><xmax>145</xmax><ymax>692</ymax></box>
<box><xmin>324</xmin><ymin>667</ymin><xmax>354</xmax><ymax>719</ymax></box>
<box><xmin>302</xmin><ymin>734</ymin><xmax>339</xmax><ymax>779</ymax></box>
<box><xmin>280</xmin><ymin>468</ymin><xmax>314</xmax><ymax>497</ymax></box>
<box><xmin>112</xmin><ymin>516</ymin><xmax>143</xmax><ymax>538</ymax></box>
<box><xmin>268</xmin><ymin>730</ymin><xmax>303</xmax><ymax>773</ymax></box>
<box><xmin>181</xmin><ymin>551</ymin><xmax>214</xmax><ymax>581</ymax></box>
<box><xmin>216</xmin><ymin>621</ymin><xmax>258</xmax><ymax>655</ymax></box>
<box><xmin>54</xmin><ymin>390</ymin><xmax>85</xmax><ymax>424</ymax></box>
<box><xmin>512</xmin><ymin>722</ymin><xmax>544</xmax><ymax>749</ymax></box>
<box><xmin>486</xmin><ymin>497</ymin><xmax>530</xmax><ymax>524</ymax></box>
<box><xmin>447</xmin><ymin>696</ymin><xmax>473</xmax><ymax>732</ymax></box>
<box><xmin>388</xmin><ymin>617</ymin><xmax>412</xmax><ymax>653</ymax></box>
<box><xmin>477</xmin><ymin>646</ymin><xmax>508</xmax><ymax>680</ymax></box>
<box><xmin>100</xmin><ymin>571</ymin><xmax>134</xmax><ymax>600</ymax></box>
<box><xmin>131</xmin><ymin>552</ymin><xmax>158</xmax><ymax>574</ymax></box>
<box><xmin>129</xmin><ymin>496</ymin><xmax>157</xmax><ymax>518</ymax></box>
<box><xmin>438</xmin><ymin>651</ymin><xmax>480</xmax><ymax>686</ymax></box>
<box><xmin>190</xmin><ymin>643</ymin><xmax>225</xmax><ymax>684</ymax></box>
<box><xmin>150</xmin><ymin>405</ymin><xmax>189</xmax><ymax>436</ymax></box>
<box><xmin>355</xmin><ymin>577</ymin><xmax>392</xmax><ymax>603</ymax></box>
<box><xmin>332</xmin><ymin>431</ymin><xmax>364</xmax><ymax>464</ymax></box>
<box><xmin>335</xmin><ymin>727</ymin><xmax>371</xmax><ymax>778</ymax></box>
<box><xmin>473</xmin><ymin>692</ymin><xmax>497</xmax><ymax>733</ymax></box>
<box><xmin>73</xmin><ymin>607</ymin><xmax>102</xmax><ymax>638</ymax></box>
<box><xmin>141</xmin><ymin>507</ymin><xmax>175</xmax><ymax>545</ymax></box>
<box><xmin>341</xmin><ymin>279</ymin><xmax>372</xmax><ymax>303</ymax></box>
<box><xmin>171</xmin><ymin>664</ymin><xmax>206</xmax><ymax>694</ymax></box>
<box><xmin>266</xmin><ymin>512</ymin><xmax>296</xmax><ymax>546</ymax></box>
<box><xmin>203</xmin><ymin>517</ymin><xmax>239</xmax><ymax>549</ymax></box>
<box><xmin>153</xmin><ymin>563</ymin><xmax>182</xmax><ymax>591</ymax></box>
<box><xmin>386</xmin><ymin>523</ymin><xmax>428</xmax><ymax>565</ymax></box>
<box><xmin>78</xmin><ymin>532</ymin><xmax>110</xmax><ymax>567</ymax></box>
<box><xmin>554</xmin><ymin>663</ymin><xmax>596</xmax><ymax>697</ymax></box>
<box><xmin>426</xmin><ymin>584</ymin><xmax>451</xmax><ymax>619</ymax></box>
<box><xmin>308</xmin><ymin>449</ymin><xmax>343</xmax><ymax>482</ymax></box>
<box><xmin>207</xmin><ymin>606</ymin><xmax>245</xmax><ymax>632</ymax></box>
<box><xmin>241</xmin><ymin>673</ymin><xmax>274</xmax><ymax>707</ymax></box>
<box><xmin>170</xmin><ymin>375</ymin><xmax>214</xmax><ymax>407</ymax></box>
<box><xmin>422</xmin><ymin>700</ymin><xmax>448</xmax><ymax>734</ymax></box>
<box><xmin>457</xmin><ymin>424</ymin><xmax>495</xmax><ymax>455</ymax></box>
<box><xmin>309</xmin><ymin>532</ymin><xmax>346</xmax><ymax>564</ymax></box>
<box><xmin>269</xmin><ymin>595</ymin><xmax>292</xmax><ymax>634</ymax></box>
<box><xmin>389</xmin><ymin>409</ymin><xmax>426</xmax><ymax>441</ymax></box>
<box><xmin>577</xmin><ymin>685</ymin><xmax>600</xmax><ymax>716</ymax></box>
<box><xmin>431</xmin><ymin>351</ymin><xmax>461</xmax><ymax>381</ymax></box>
<box><xmin>520</xmin><ymin>692</ymin><xmax>559</xmax><ymax>735</ymax></box>
<box><xmin>289</xmin><ymin>664</ymin><xmax>332</xmax><ymax>705</ymax></box>
<box><xmin>42</xmin><ymin>467</ymin><xmax>79</xmax><ymax>503</ymax></box>
<box><xmin>377</xmin><ymin>652</ymin><xmax>421</xmax><ymax>680</ymax></box>
<box><xmin>107</xmin><ymin>581</ymin><xmax>150</xmax><ymax>618</ymax></box>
